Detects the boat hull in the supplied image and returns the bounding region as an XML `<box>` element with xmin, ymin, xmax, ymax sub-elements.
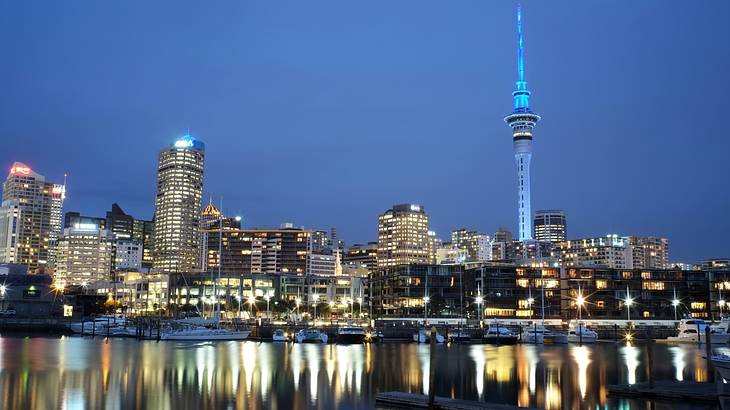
<box><xmin>337</xmin><ymin>333</ymin><xmax>366</xmax><ymax>344</ymax></box>
<box><xmin>483</xmin><ymin>335</ymin><xmax>518</xmax><ymax>345</ymax></box>
<box><xmin>667</xmin><ymin>334</ymin><xmax>730</xmax><ymax>344</ymax></box>
<box><xmin>568</xmin><ymin>334</ymin><xmax>597</xmax><ymax>344</ymax></box>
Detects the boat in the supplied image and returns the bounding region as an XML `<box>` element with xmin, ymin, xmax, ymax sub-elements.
<box><xmin>482</xmin><ymin>323</ymin><xmax>518</xmax><ymax>345</ymax></box>
<box><xmin>711</xmin><ymin>354</ymin><xmax>730</xmax><ymax>381</ymax></box>
<box><xmin>161</xmin><ymin>326</ymin><xmax>251</xmax><ymax>341</ymax></box>
<box><xmin>545</xmin><ymin>331</ymin><xmax>569</xmax><ymax>344</ymax></box>
<box><xmin>567</xmin><ymin>321</ymin><xmax>598</xmax><ymax>344</ymax></box>
<box><xmin>520</xmin><ymin>324</ymin><xmax>546</xmax><ymax>344</ymax></box>
<box><xmin>272</xmin><ymin>329</ymin><xmax>289</xmax><ymax>342</ymax></box>
<box><xmin>336</xmin><ymin>326</ymin><xmax>367</xmax><ymax>344</ymax></box>
<box><xmin>295</xmin><ymin>328</ymin><xmax>328</xmax><ymax>343</ymax></box>
<box><xmin>413</xmin><ymin>328</ymin><xmax>445</xmax><ymax>344</ymax></box>
<box><xmin>711</xmin><ymin>317</ymin><xmax>730</xmax><ymax>334</ymax></box>
<box><xmin>447</xmin><ymin>328</ymin><xmax>471</xmax><ymax>343</ymax></box>
<box><xmin>69</xmin><ymin>315</ymin><xmax>127</xmax><ymax>335</ymax></box>
<box><xmin>667</xmin><ymin>318</ymin><xmax>730</xmax><ymax>344</ymax></box>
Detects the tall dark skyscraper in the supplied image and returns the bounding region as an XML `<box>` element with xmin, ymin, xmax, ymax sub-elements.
<box><xmin>504</xmin><ymin>6</ymin><xmax>540</xmax><ymax>241</ymax></box>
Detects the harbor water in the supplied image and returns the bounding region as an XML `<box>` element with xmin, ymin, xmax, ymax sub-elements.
<box><xmin>0</xmin><ymin>335</ymin><xmax>722</xmax><ymax>409</ymax></box>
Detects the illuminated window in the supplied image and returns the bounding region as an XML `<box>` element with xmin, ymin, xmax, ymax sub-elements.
<box><xmin>595</xmin><ymin>280</ymin><xmax>608</xmax><ymax>289</ymax></box>
<box><xmin>691</xmin><ymin>302</ymin><xmax>706</xmax><ymax>310</ymax></box>
<box><xmin>596</xmin><ymin>301</ymin><xmax>605</xmax><ymax>308</ymax></box>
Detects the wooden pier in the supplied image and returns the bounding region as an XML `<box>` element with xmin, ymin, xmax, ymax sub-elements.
<box><xmin>375</xmin><ymin>392</ymin><xmax>539</xmax><ymax>410</ymax></box>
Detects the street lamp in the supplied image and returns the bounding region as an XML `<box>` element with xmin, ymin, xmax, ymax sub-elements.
<box><xmin>295</xmin><ymin>297</ymin><xmax>302</xmax><ymax>323</ymax></box>
<box><xmin>576</xmin><ymin>292</ymin><xmax>585</xmax><ymax>322</ymax></box>
<box><xmin>0</xmin><ymin>284</ymin><xmax>6</xmax><ymax>311</ymax></box>
<box><xmin>247</xmin><ymin>296</ymin><xmax>255</xmax><ymax>319</ymax></box>
<box><xmin>527</xmin><ymin>297</ymin><xmax>535</xmax><ymax>320</ymax></box>
<box><xmin>475</xmin><ymin>295</ymin><xmax>484</xmax><ymax>325</ymax></box>
<box><xmin>624</xmin><ymin>287</ymin><xmax>634</xmax><ymax>322</ymax></box>
<box><xmin>264</xmin><ymin>293</ymin><xmax>271</xmax><ymax>321</ymax></box>
<box><xmin>235</xmin><ymin>295</ymin><xmax>242</xmax><ymax>318</ymax></box>
<box><xmin>356</xmin><ymin>297</ymin><xmax>363</xmax><ymax>318</ymax></box>
<box><xmin>720</xmin><ymin>299</ymin><xmax>727</xmax><ymax>318</ymax></box>
<box><xmin>423</xmin><ymin>295</ymin><xmax>430</xmax><ymax>324</ymax></box>
<box><xmin>312</xmin><ymin>294</ymin><xmax>320</xmax><ymax>323</ymax></box>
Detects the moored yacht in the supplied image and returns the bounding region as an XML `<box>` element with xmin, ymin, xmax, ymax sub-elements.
<box><xmin>295</xmin><ymin>328</ymin><xmax>328</xmax><ymax>343</ymax></box>
<box><xmin>667</xmin><ymin>318</ymin><xmax>730</xmax><ymax>344</ymax></box>
<box><xmin>567</xmin><ymin>321</ymin><xmax>598</xmax><ymax>344</ymax></box>
<box><xmin>447</xmin><ymin>328</ymin><xmax>472</xmax><ymax>343</ymax></box>
<box><xmin>483</xmin><ymin>323</ymin><xmax>518</xmax><ymax>345</ymax></box>
<box><xmin>272</xmin><ymin>329</ymin><xmax>289</xmax><ymax>342</ymax></box>
<box><xmin>336</xmin><ymin>326</ymin><xmax>367</xmax><ymax>344</ymax></box>
<box><xmin>413</xmin><ymin>328</ymin><xmax>445</xmax><ymax>344</ymax></box>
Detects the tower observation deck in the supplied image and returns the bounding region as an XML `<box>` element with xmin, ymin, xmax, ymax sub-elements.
<box><xmin>504</xmin><ymin>5</ymin><xmax>540</xmax><ymax>241</ymax></box>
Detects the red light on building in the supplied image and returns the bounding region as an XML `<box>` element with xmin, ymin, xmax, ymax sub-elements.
<box><xmin>10</xmin><ymin>166</ymin><xmax>31</xmax><ymax>175</ymax></box>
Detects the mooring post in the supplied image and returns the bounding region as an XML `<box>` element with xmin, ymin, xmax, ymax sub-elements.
<box><xmin>646</xmin><ymin>328</ymin><xmax>654</xmax><ymax>389</ymax></box>
<box><xmin>705</xmin><ymin>325</ymin><xmax>715</xmax><ymax>382</ymax></box>
<box><xmin>428</xmin><ymin>325</ymin><xmax>437</xmax><ymax>408</ymax></box>
<box><xmin>534</xmin><ymin>323</ymin><xmax>537</xmax><ymax>345</ymax></box>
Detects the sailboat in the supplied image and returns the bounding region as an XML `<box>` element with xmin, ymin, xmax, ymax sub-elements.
<box><xmin>448</xmin><ymin>268</ymin><xmax>471</xmax><ymax>342</ymax></box>
<box><xmin>162</xmin><ymin>197</ymin><xmax>249</xmax><ymax>342</ymax></box>
<box><xmin>413</xmin><ymin>269</ymin><xmax>445</xmax><ymax>344</ymax></box>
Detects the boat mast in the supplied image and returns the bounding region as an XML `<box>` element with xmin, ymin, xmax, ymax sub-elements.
<box><xmin>216</xmin><ymin>196</ymin><xmax>223</xmax><ymax>327</ymax></box>
<box><xmin>540</xmin><ymin>269</ymin><xmax>545</xmax><ymax>328</ymax></box>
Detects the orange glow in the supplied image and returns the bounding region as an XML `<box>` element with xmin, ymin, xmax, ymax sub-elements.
<box><xmin>10</xmin><ymin>166</ymin><xmax>31</xmax><ymax>175</ymax></box>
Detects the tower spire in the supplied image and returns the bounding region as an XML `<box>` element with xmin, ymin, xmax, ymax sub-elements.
<box><xmin>505</xmin><ymin>5</ymin><xmax>540</xmax><ymax>242</ymax></box>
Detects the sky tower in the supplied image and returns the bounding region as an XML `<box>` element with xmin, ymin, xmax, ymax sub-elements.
<box><xmin>504</xmin><ymin>5</ymin><xmax>540</xmax><ymax>241</ymax></box>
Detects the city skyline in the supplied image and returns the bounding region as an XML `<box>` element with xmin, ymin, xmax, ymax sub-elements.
<box><xmin>1</xmin><ymin>1</ymin><xmax>728</xmax><ymax>261</ymax></box>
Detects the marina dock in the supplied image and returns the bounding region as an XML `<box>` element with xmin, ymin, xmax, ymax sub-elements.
<box><xmin>376</xmin><ymin>392</ymin><xmax>540</xmax><ymax>410</ymax></box>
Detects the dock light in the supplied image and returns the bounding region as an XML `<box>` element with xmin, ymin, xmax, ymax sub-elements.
<box><xmin>235</xmin><ymin>295</ymin><xmax>241</xmax><ymax>302</ymax></box>
<box><xmin>295</xmin><ymin>297</ymin><xmax>301</xmax><ymax>307</ymax></box>
<box><xmin>720</xmin><ymin>299</ymin><xmax>726</xmax><ymax>307</ymax></box>
<box><xmin>624</xmin><ymin>332</ymin><xmax>633</xmax><ymax>342</ymax></box>
<box><xmin>0</xmin><ymin>285</ymin><xmax>6</xmax><ymax>296</ymax></box>
<box><xmin>312</xmin><ymin>294</ymin><xmax>320</xmax><ymax>303</ymax></box>
<box><xmin>329</xmin><ymin>300</ymin><xmax>335</xmax><ymax>308</ymax></box>
<box><xmin>672</xmin><ymin>298</ymin><xmax>680</xmax><ymax>307</ymax></box>
<box><xmin>576</xmin><ymin>295</ymin><xmax>585</xmax><ymax>306</ymax></box>
<box><xmin>423</xmin><ymin>296</ymin><xmax>430</xmax><ymax>303</ymax></box>
<box><xmin>527</xmin><ymin>297</ymin><xmax>535</xmax><ymax>305</ymax></box>
<box><xmin>475</xmin><ymin>296</ymin><xmax>483</xmax><ymax>304</ymax></box>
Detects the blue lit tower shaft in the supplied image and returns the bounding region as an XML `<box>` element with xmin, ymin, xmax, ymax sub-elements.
<box><xmin>504</xmin><ymin>6</ymin><xmax>540</xmax><ymax>241</ymax></box>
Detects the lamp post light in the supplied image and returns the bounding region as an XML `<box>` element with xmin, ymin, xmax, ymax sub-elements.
<box><xmin>247</xmin><ymin>296</ymin><xmax>255</xmax><ymax>319</ymax></box>
<box><xmin>475</xmin><ymin>295</ymin><xmax>484</xmax><ymax>325</ymax></box>
<box><xmin>295</xmin><ymin>297</ymin><xmax>301</xmax><ymax>324</ymax></box>
<box><xmin>264</xmin><ymin>293</ymin><xmax>271</xmax><ymax>321</ymax></box>
<box><xmin>423</xmin><ymin>295</ymin><xmax>430</xmax><ymax>324</ymax></box>
<box><xmin>0</xmin><ymin>284</ymin><xmax>6</xmax><ymax>311</ymax></box>
<box><xmin>720</xmin><ymin>299</ymin><xmax>726</xmax><ymax>318</ymax></box>
<box><xmin>312</xmin><ymin>294</ymin><xmax>320</xmax><ymax>324</ymax></box>
<box><xmin>235</xmin><ymin>295</ymin><xmax>242</xmax><ymax>318</ymax></box>
<box><xmin>576</xmin><ymin>292</ymin><xmax>585</xmax><ymax>322</ymax></box>
<box><xmin>527</xmin><ymin>297</ymin><xmax>535</xmax><ymax>320</ymax></box>
<box><xmin>356</xmin><ymin>297</ymin><xmax>363</xmax><ymax>318</ymax></box>
<box><xmin>624</xmin><ymin>287</ymin><xmax>634</xmax><ymax>322</ymax></box>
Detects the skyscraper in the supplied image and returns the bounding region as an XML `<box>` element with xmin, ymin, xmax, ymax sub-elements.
<box><xmin>377</xmin><ymin>203</ymin><xmax>431</xmax><ymax>268</ymax></box>
<box><xmin>55</xmin><ymin>225</ymin><xmax>114</xmax><ymax>287</ymax></box>
<box><xmin>533</xmin><ymin>210</ymin><xmax>567</xmax><ymax>242</ymax></box>
<box><xmin>451</xmin><ymin>229</ymin><xmax>492</xmax><ymax>262</ymax></box>
<box><xmin>504</xmin><ymin>6</ymin><xmax>540</xmax><ymax>241</ymax></box>
<box><xmin>152</xmin><ymin>135</ymin><xmax>205</xmax><ymax>273</ymax></box>
<box><xmin>0</xmin><ymin>163</ymin><xmax>65</xmax><ymax>271</ymax></box>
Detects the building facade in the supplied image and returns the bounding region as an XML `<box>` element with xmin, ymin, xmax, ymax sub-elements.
<box><xmin>377</xmin><ymin>203</ymin><xmax>431</xmax><ymax>268</ymax></box>
<box><xmin>554</xmin><ymin>235</ymin><xmax>633</xmax><ymax>269</ymax></box>
<box><xmin>55</xmin><ymin>226</ymin><xmax>114</xmax><ymax>287</ymax></box>
<box><xmin>629</xmin><ymin>236</ymin><xmax>669</xmax><ymax>269</ymax></box>
<box><xmin>533</xmin><ymin>209</ymin><xmax>567</xmax><ymax>242</ymax></box>
<box><xmin>152</xmin><ymin>135</ymin><xmax>205</xmax><ymax>273</ymax></box>
<box><xmin>451</xmin><ymin>229</ymin><xmax>492</xmax><ymax>262</ymax></box>
<box><xmin>344</xmin><ymin>242</ymin><xmax>378</xmax><ymax>272</ymax></box>
<box><xmin>0</xmin><ymin>163</ymin><xmax>65</xmax><ymax>271</ymax></box>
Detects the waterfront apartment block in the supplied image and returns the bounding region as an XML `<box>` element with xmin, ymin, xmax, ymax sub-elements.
<box><xmin>343</xmin><ymin>242</ymin><xmax>378</xmax><ymax>272</ymax></box>
<box><xmin>554</xmin><ymin>235</ymin><xmax>669</xmax><ymax>270</ymax></box>
<box><xmin>370</xmin><ymin>262</ymin><xmax>730</xmax><ymax>321</ymax></box>
<box><xmin>629</xmin><ymin>236</ymin><xmax>669</xmax><ymax>269</ymax></box>
<box><xmin>0</xmin><ymin>163</ymin><xmax>65</xmax><ymax>271</ymax></box>
<box><xmin>377</xmin><ymin>203</ymin><xmax>432</xmax><ymax>268</ymax></box>
<box><xmin>370</xmin><ymin>264</ymin><xmax>466</xmax><ymax>318</ymax></box>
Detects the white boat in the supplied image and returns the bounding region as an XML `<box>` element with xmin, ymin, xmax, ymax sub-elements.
<box><xmin>161</xmin><ymin>327</ymin><xmax>251</xmax><ymax>341</ymax></box>
<box><xmin>667</xmin><ymin>318</ymin><xmax>730</xmax><ymax>344</ymax></box>
<box><xmin>483</xmin><ymin>323</ymin><xmax>518</xmax><ymax>345</ymax></box>
<box><xmin>546</xmin><ymin>331</ymin><xmax>569</xmax><ymax>345</ymax></box>
<box><xmin>69</xmin><ymin>316</ymin><xmax>127</xmax><ymax>335</ymax></box>
<box><xmin>711</xmin><ymin>317</ymin><xmax>730</xmax><ymax>334</ymax></box>
<box><xmin>711</xmin><ymin>354</ymin><xmax>730</xmax><ymax>381</ymax></box>
<box><xmin>521</xmin><ymin>324</ymin><xmax>547</xmax><ymax>344</ymax></box>
<box><xmin>272</xmin><ymin>329</ymin><xmax>289</xmax><ymax>342</ymax></box>
<box><xmin>567</xmin><ymin>321</ymin><xmax>598</xmax><ymax>344</ymax></box>
<box><xmin>413</xmin><ymin>328</ymin><xmax>445</xmax><ymax>344</ymax></box>
<box><xmin>337</xmin><ymin>326</ymin><xmax>367</xmax><ymax>344</ymax></box>
<box><xmin>447</xmin><ymin>328</ymin><xmax>471</xmax><ymax>343</ymax></box>
<box><xmin>295</xmin><ymin>328</ymin><xmax>328</xmax><ymax>343</ymax></box>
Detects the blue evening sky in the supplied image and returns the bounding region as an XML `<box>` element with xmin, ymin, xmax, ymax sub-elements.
<box><xmin>0</xmin><ymin>1</ymin><xmax>728</xmax><ymax>262</ymax></box>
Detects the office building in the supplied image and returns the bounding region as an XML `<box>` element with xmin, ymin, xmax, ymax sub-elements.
<box><xmin>377</xmin><ymin>203</ymin><xmax>431</xmax><ymax>268</ymax></box>
<box><xmin>115</xmin><ymin>239</ymin><xmax>143</xmax><ymax>271</ymax></box>
<box><xmin>0</xmin><ymin>163</ymin><xmax>65</xmax><ymax>271</ymax></box>
<box><xmin>152</xmin><ymin>134</ymin><xmax>205</xmax><ymax>273</ymax></box>
<box><xmin>343</xmin><ymin>242</ymin><xmax>378</xmax><ymax>272</ymax></box>
<box><xmin>504</xmin><ymin>7</ymin><xmax>540</xmax><ymax>241</ymax></box>
<box><xmin>451</xmin><ymin>229</ymin><xmax>492</xmax><ymax>262</ymax></box>
<box><xmin>55</xmin><ymin>225</ymin><xmax>114</xmax><ymax>287</ymax></box>
<box><xmin>533</xmin><ymin>210</ymin><xmax>567</xmax><ymax>242</ymax></box>
<box><xmin>204</xmin><ymin>227</ymin><xmax>315</xmax><ymax>276</ymax></box>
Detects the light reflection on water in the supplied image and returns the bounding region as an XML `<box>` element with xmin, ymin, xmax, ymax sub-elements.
<box><xmin>0</xmin><ymin>336</ymin><xmax>717</xmax><ymax>409</ymax></box>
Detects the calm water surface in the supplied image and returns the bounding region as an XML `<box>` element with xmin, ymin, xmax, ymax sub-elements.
<box><xmin>0</xmin><ymin>336</ymin><xmax>722</xmax><ymax>409</ymax></box>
